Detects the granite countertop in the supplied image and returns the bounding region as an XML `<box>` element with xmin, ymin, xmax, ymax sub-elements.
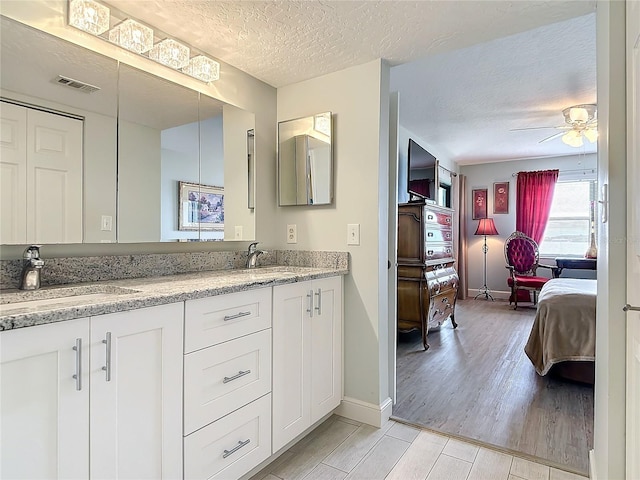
<box><xmin>0</xmin><ymin>266</ymin><xmax>348</xmax><ymax>331</ymax></box>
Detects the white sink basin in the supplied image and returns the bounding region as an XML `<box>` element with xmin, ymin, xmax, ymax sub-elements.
<box><xmin>0</xmin><ymin>285</ymin><xmax>141</xmax><ymax>312</ymax></box>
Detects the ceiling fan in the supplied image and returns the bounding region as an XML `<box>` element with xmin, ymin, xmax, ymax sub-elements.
<box><xmin>513</xmin><ymin>104</ymin><xmax>598</xmax><ymax>147</ymax></box>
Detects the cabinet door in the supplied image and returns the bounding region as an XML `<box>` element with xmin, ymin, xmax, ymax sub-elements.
<box><xmin>310</xmin><ymin>276</ymin><xmax>343</xmax><ymax>422</ymax></box>
<box><xmin>272</xmin><ymin>281</ymin><xmax>312</xmax><ymax>452</ymax></box>
<box><xmin>90</xmin><ymin>303</ymin><xmax>183</xmax><ymax>480</ymax></box>
<box><xmin>1</xmin><ymin>319</ymin><xmax>89</xmax><ymax>479</ymax></box>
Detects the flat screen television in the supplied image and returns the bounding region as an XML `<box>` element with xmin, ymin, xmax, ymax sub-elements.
<box><xmin>407</xmin><ymin>139</ymin><xmax>438</xmax><ymax>202</ymax></box>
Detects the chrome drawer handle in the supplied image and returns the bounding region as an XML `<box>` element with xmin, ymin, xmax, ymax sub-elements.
<box><xmin>72</xmin><ymin>338</ymin><xmax>82</xmax><ymax>391</ymax></box>
<box><xmin>223</xmin><ymin>439</ymin><xmax>250</xmax><ymax>458</ymax></box>
<box><xmin>101</xmin><ymin>332</ymin><xmax>111</xmax><ymax>382</ymax></box>
<box><xmin>314</xmin><ymin>289</ymin><xmax>322</xmax><ymax>314</ymax></box>
<box><xmin>223</xmin><ymin>370</ymin><xmax>251</xmax><ymax>384</ymax></box>
<box><xmin>307</xmin><ymin>290</ymin><xmax>314</xmax><ymax>317</ymax></box>
<box><xmin>224</xmin><ymin>311</ymin><xmax>251</xmax><ymax>321</ymax></box>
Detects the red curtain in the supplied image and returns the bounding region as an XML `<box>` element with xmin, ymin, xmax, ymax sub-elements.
<box><xmin>515</xmin><ymin>169</ymin><xmax>559</xmax><ymax>243</ymax></box>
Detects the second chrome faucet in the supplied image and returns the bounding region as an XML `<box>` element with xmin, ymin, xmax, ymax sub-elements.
<box><xmin>19</xmin><ymin>245</ymin><xmax>44</xmax><ymax>290</ymax></box>
<box><xmin>245</xmin><ymin>242</ymin><xmax>266</xmax><ymax>269</ymax></box>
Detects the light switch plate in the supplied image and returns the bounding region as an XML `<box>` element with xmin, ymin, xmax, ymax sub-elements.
<box><xmin>101</xmin><ymin>215</ymin><xmax>112</xmax><ymax>231</ymax></box>
<box><xmin>234</xmin><ymin>226</ymin><xmax>243</xmax><ymax>240</ymax></box>
<box><xmin>287</xmin><ymin>224</ymin><xmax>297</xmax><ymax>244</ymax></box>
<box><xmin>347</xmin><ymin>224</ymin><xmax>360</xmax><ymax>245</ymax></box>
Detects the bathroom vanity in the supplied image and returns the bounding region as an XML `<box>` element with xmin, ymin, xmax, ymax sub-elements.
<box><xmin>0</xmin><ymin>264</ymin><xmax>346</xmax><ymax>480</ymax></box>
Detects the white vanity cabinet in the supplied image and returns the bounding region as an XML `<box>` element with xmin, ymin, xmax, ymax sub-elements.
<box><xmin>0</xmin><ymin>302</ymin><xmax>183</xmax><ymax>480</ymax></box>
<box><xmin>183</xmin><ymin>287</ymin><xmax>272</xmax><ymax>480</ymax></box>
<box><xmin>272</xmin><ymin>276</ymin><xmax>343</xmax><ymax>452</ymax></box>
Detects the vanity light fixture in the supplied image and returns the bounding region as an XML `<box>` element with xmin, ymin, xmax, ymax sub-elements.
<box><xmin>109</xmin><ymin>19</ymin><xmax>154</xmax><ymax>54</ymax></box>
<box><xmin>67</xmin><ymin>0</ymin><xmax>220</xmax><ymax>83</ymax></box>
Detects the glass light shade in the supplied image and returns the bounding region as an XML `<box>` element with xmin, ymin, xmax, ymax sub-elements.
<box><xmin>149</xmin><ymin>39</ymin><xmax>190</xmax><ymax>69</ymax></box>
<box><xmin>569</xmin><ymin>107</ymin><xmax>589</xmax><ymax>123</ymax></box>
<box><xmin>583</xmin><ymin>128</ymin><xmax>598</xmax><ymax>143</ymax></box>
<box><xmin>182</xmin><ymin>55</ymin><xmax>220</xmax><ymax>82</ymax></box>
<box><xmin>69</xmin><ymin>0</ymin><xmax>110</xmax><ymax>36</ymax></box>
<box><xmin>562</xmin><ymin>130</ymin><xmax>584</xmax><ymax>147</ymax></box>
<box><xmin>109</xmin><ymin>19</ymin><xmax>154</xmax><ymax>54</ymax></box>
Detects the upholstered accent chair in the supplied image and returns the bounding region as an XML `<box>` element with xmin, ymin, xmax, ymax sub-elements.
<box><xmin>504</xmin><ymin>231</ymin><xmax>554</xmax><ymax>309</ymax></box>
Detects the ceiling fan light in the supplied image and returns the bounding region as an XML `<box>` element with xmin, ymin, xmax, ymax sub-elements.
<box><xmin>569</xmin><ymin>107</ymin><xmax>589</xmax><ymax>123</ymax></box>
<box><xmin>562</xmin><ymin>130</ymin><xmax>584</xmax><ymax>147</ymax></box>
<box><xmin>584</xmin><ymin>129</ymin><xmax>598</xmax><ymax>143</ymax></box>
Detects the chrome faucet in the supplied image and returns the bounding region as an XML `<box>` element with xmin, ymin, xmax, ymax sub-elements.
<box><xmin>245</xmin><ymin>242</ymin><xmax>266</xmax><ymax>269</ymax></box>
<box><xmin>19</xmin><ymin>245</ymin><xmax>44</xmax><ymax>290</ymax></box>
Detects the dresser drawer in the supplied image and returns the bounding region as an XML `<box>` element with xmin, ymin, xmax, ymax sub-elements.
<box><xmin>184</xmin><ymin>287</ymin><xmax>272</xmax><ymax>353</ymax></box>
<box><xmin>423</xmin><ymin>208</ymin><xmax>452</xmax><ymax>227</ymax></box>
<box><xmin>426</xmin><ymin>267</ymin><xmax>459</xmax><ymax>295</ymax></box>
<box><xmin>423</xmin><ymin>242</ymin><xmax>453</xmax><ymax>262</ymax></box>
<box><xmin>184</xmin><ymin>329</ymin><xmax>271</xmax><ymax>435</ymax></box>
<box><xmin>428</xmin><ymin>292</ymin><xmax>456</xmax><ymax>329</ymax></box>
<box><xmin>424</xmin><ymin>226</ymin><xmax>452</xmax><ymax>243</ymax></box>
<box><xmin>184</xmin><ymin>394</ymin><xmax>271</xmax><ymax>480</ymax></box>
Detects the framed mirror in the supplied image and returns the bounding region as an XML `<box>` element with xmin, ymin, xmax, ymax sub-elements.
<box><xmin>278</xmin><ymin>112</ymin><xmax>333</xmax><ymax>206</ymax></box>
<box><xmin>0</xmin><ymin>16</ymin><xmax>256</xmax><ymax>244</ymax></box>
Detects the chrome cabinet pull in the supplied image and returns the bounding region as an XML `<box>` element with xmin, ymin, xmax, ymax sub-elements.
<box><xmin>223</xmin><ymin>370</ymin><xmax>251</xmax><ymax>384</ymax></box>
<box><xmin>72</xmin><ymin>338</ymin><xmax>82</xmax><ymax>391</ymax></box>
<box><xmin>623</xmin><ymin>304</ymin><xmax>640</xmax><ymax>312</ymax></box>
<box><xmin>307</xmin><ymin>290</ymin><xmax>313</xmax><ymax>317</ymax></box>
<box><xmin>101</xmin><ymin>332</ymin><xmax>112</xmax><ymax>382</ymax></box>
<box><xmin>223</xmin><ymin>311</ymin><xmax>251</xmax><ymax>321</ymax></box>
<box><xmin>314</xmin><ymin>289</ymin><xmax>322</xmax><ymax>314</ymax></box>
<box><xmin>223</xmin><ymin>439</ymin><xmax>250</xmax><ymax>459</ymax></box>
<box><xmin>427</xmin><ymin>232</ymin><xmax>434</xmax><ymax>237</ymax></box>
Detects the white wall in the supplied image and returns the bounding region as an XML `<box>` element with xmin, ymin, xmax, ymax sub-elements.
<box><xmin>276</xmin><ymin>59</ymin><xmax>390</xmax><ymax>408</ymax></box>
<box><xmin>460</xmin><ymin>153</ymin><xmax>597</xmax><ymax>298</ymax></box>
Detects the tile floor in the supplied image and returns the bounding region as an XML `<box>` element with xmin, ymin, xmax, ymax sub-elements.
<box><xmin>251</xmin><ymin>416</ymin><xmax>588</xmax><ymax>480</ymax></box>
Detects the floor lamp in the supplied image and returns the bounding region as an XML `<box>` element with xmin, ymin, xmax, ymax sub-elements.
<box><xmin>474</xmin><ymin>217</ymin><xmax>499</xmax><ymax>300</ymax></box>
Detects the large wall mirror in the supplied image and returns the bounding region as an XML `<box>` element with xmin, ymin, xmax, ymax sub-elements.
<box><xmin>278</xmin><ymin>112</ymin><xmax>333</xmax><ymax>206</ymax></box>
<box><xmin>0</xmin><ymin>16</ymin><xmax>256</xmax><ymax>244</ymax></box>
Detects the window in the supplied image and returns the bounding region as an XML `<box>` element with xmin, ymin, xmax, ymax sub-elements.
<box><xmin>539</xmin><ymin>180</ymin><xmax>596</xmax><ymax>257</ymax></box>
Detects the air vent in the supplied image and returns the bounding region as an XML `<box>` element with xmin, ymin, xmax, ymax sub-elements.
<box><xmin>54</xmin><ymin>75</ymin><xmax>101</xmax><ymax>93</ymax></box>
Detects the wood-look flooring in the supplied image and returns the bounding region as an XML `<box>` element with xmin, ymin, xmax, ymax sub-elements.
<box><xmin>393</xmin><ymin>298</ymin><xmax>594</xmax><ymax>476</ymax></box>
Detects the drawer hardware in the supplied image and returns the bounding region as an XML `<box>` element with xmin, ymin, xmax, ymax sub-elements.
<box><xmin>101</xmin><ymin>332</ymin><xmax>112</xmax><ymax>382</ymax></box>
<box><xmin>223</xmin><ymin>439</ymin><xmax>250</xmax><ymax>458</ymax></box>
<box><xmin>307</xmin><ymin>290</ymin><xmax>314</xmax><ymax>317</ymax></box>
<box><xmin>623</xmin><ymin>304</ymin><xmax>640</xmax><ymax>312</ymax></box>
<box><xmin>427</xmin><ymin>250</ymin><xmax>434</xmax><ymax>256</ymax></box>
<box><xmin>223</xmin><ymin>370</ymin><xmax>251</xmax><ymax>384</ymax></box>
<box><xmin>427</xmin><ymin>214</ymin><xmax>434</xmax><ymax>220</ymax></box>
<box><xmin>314</xmin><ymin>289</ymin><xmax>322</xmax><ymax>314</ymax></box>
<box><xmin>72</xmin><ymin>338</ymin><xmax>82</xmax><ymax>391</ymax></box>
<box><xmin>223</xmin><ymin>311</ymin><xmax>251</xmax><ymax>321</ymax></box>
<box><xmin>427</xmin><ymin>232</ymin><xmax>434</xmax><ymax>237</ymax></box>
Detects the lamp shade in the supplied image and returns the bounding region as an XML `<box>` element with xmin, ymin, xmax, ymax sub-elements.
<box><xmin>475</xmin><ymin>218</ymin><xmax>499</xmax><ymax>236</ymax></box>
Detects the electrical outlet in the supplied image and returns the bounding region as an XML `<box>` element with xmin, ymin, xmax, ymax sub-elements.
<box><xmin>347</xmin><ymin>224</ymin><xmax>360</xmax><ymax>245</ymax></box>
<box><xmin>101</xmin><ymin>215</ymin><xmax>112</xmax><ymax>231</ymax></box>
<box><xmin>234</xmin><ymin>226</ymin><xmax>243</xmax><ymax>240</ymax></box>
<box><xmin>287</xmin><ymin>224</ymin><xmax>297</xmax><ymax>244</ymax></box>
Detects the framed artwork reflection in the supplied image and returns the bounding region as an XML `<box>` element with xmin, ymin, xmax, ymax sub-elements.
<box><xmin>178</xmin><ymin>181</ymin><xmax>224</xmax><ymax>231</ymax></box>
<box><xmin>493</xmin><ymin>181</ymin><xmax>509</xmax><ymax>214</ymax></box>
<box><xmin>472</xmin><ymin>188</ymin><xmax>488</xmax><ymax>220</ymax></box>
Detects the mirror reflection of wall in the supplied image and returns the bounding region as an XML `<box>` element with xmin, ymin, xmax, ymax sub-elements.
<box><xmin>278</xmin><ymin>112</ymin><xmax>333</xmax><ymax>206</ymax></box>
<box><xmin>438</xmin><ymin>166</ymin><xmax>453</xmax><ymax>208</ymax></box>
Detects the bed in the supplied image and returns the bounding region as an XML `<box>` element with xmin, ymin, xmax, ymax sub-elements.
<box><xmin>524</xmin><ymin>278</ymin><xmax>596</xmax><ymax>384</ymax></box>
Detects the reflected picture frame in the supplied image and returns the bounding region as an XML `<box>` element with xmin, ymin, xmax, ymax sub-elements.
<box><xmin>178</xmin><ymin>181</ymin><xmax>224</xmax><ymax>231</ymax></box>
<box><xmin>493</xmin><ymin>181</ymin><xmax>509</xmax><ymax>214</ymax></box>
<box><xmin>472</xmin><ymin>188</ymin><xmax>488</xmax><ymax>220</ymax></box>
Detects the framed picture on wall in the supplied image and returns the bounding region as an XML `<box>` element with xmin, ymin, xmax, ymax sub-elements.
<box><xmin>493</xmin><ymin>181</ymin><xmax>509</xmax><ymax>214</ymax></box>
<box><xmin>472</xmin><ymin>188</ymin><xmax>488</xmax><ymax>220</ymax></box>
<box><xmin>178</xmin><ymin>181</ymin><xmax>224</xmax><ymax>231</ymax></box>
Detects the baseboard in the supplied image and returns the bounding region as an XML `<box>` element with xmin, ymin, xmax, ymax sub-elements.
<box><xmin>589</xmin><ymin>449</ymin><xmax>597</xmax><ymax>480</ymax></box>
<box><xmin>469</xmin><ymin>288</ymin><xmax>511</xmax><ymax>301</ymax></box>
<box><xmin>335</xmin><ymin>396</ymin><xmax>393</xmax><ymax>428</ymax></box>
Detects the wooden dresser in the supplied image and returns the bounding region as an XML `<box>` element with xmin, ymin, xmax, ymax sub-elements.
<box><xmin>397</xmin><ymin>201</ymin><xmax>459</xmax><ymax>350</ymax></box>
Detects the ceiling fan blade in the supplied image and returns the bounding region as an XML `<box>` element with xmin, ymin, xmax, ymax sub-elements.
<box><xmin>510</xmin><ymin>126</ymin><xmax>560</xmax><ymax>131</ymax></box>
<box><xmin>539</xmin><ymin>131</ymin><xmax>566</xmax><ymax>143</ymax></box>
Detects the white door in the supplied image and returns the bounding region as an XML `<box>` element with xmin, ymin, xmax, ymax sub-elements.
<box><xmin>626</xmin><ymin>2</ymin><xmax>640</xmax><ymax>478</ymax></box>
<box><xmin>90</xmin><ymin>303</ymin><xmax>183</xmax><ymax>480</ymax></box>
<box><xmin>27</xmin><ymin>108</ymin><xmax>83</xmax><ymax>244</ymax></box>
<box><xmin>0</xmin><ymin>319</ymin><xmax>90</xmax><ymax>480</ymax></box>
<box><xmin>310</xmin><ymin>276</ymin><xmax>343</xmax><ymax>422</ymax></box>
<box><xmin>0</xmin><ymin>101</ymin><xmax>27</xmax><ymax>244</ymax></box>
<box><xmin>272</xmin><ymin>280</ymin><xmax>312</xmax><ymax>452</ymax></box>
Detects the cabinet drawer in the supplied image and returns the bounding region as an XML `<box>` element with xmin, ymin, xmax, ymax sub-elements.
<box><xmin>423</xmin><ymin>208</ymin><xmax>452</xmax><ymax>227</ymax></box>
<box><xmin>423</xmin><ymin>242</ymin><xmax>453</xmax><ymax>261</ymax></box>
<box><xmin>428</xmin><ymin>293</ymin><xmax>456</xmax><ymax>328</ymax></box>
<box><xmin>424</xmin><ymin>226</ymin><xmax>452</xmax><ymax>243</ymax></box>
<box><xmin>184</xmin><ymin>329</ymin><xmax>271</xmax><ymax>435</ymax></box>
<box><xmin>184</xmin><ymin>394</ymin><xmax>271</xmax><ymax>480</ymax></box>
<box><xmin>426</xmin><ymin>268</ymin><xmax>459</xmax><ymax>295</ymax></box>
<box><xmin>184</xmin><ymin>287</ymin><xmax>272</xmax><ymax>353</ymax></box>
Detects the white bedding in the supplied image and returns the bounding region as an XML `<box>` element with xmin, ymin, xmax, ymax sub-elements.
<box><xmin>524</xmin><ymin>278</ymin><xmax>597</xmax><ymax>376</ymax></box>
